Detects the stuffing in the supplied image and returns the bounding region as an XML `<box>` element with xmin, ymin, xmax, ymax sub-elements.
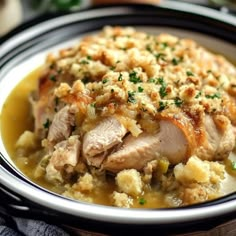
<box><xmin>174</xmin><ymin>155</ymin><xmax>225</xmax><ymax>185</ymax></box>
<box><xmin>116</xmin><ymin>169</ymin><xmax>143</xmax><ymax>196</ymax></box>
<box><xmin>15</xmin><ymin>131</ymin><xmax>38</xmax><ymax>150</ymax></box>
<box><xmin>112</xmin><ymin>191</ymin><xmax>133</xmax><ymax>208</ymax></box>
<box><xmin>76</xmin><ymin>173</ymin><xmax>94</xmax><ymax>193</ymax></box>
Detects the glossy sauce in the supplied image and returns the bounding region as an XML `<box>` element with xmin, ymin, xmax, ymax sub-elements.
<box><xmin>0</xmin><ymin>70</ymin><xmax>167</xmax><ymax>207</ymax></box>
<box><xmin>1</xmin><ymin>68</ymin><xmax>236</xmax><ymax>208</ymax></box>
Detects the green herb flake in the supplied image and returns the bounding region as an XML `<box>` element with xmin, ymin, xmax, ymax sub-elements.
<box><xmin>148</xmin><ymin>78</ymin><xmax>156</xmax><ymax>83</ymax></box>
<box><xmin>172</xmin><ymin>57</ymin><xmax>182</xmax><ymax>66</ymax></box>
<box><xmin>159</xmin><ymin>86</ymin><xmax>167</xmax><ymax>98</ymax></box>
<box><xmin>129</xmin><ymin>71</ymin><xmax>141</xmax><ymax>84</ymax></box>
<box><xmin>49</xmin><ymin>75</ymin><xmax>57</xmax><ymax>82</ymax></box>
<box><xmin>110</xmin><ymin>66</ymin><xmax>115</xmax><ymax>71</ymax></box>
<box><xmin>231</xmin><ymin>161</ymin><xmax>236</xmax><ymax>170</ymax></box>
<box><xmin>205</xmin><ymin>93</ymin><xmax>221</xmax><ymax>99</ymax></box>
<box><xmin>87</xmin><ymin>55</ymin><xmax>92</xmax><ymax>60</ymax></box>
<box><xmin>80</xmin><ymin>60</ymin><xmax>89</xmax><ymax>65</ymax></box>
<box><xmin>90</xmin><ymin>103</ymin><xmax>96</xmax><ymax>108</ymax></box>
<box><xmin>43</xmin><ymin>119</ymin><xmax>51</xmax><ymax>129</ymax></box>
<box><xmin>207</xmin><ymin>70</ymin><xmax>212</xmax><ymax>73</ymax></box>
<box><xmin>158</xmin><ymin>101</ymin><xmax>167</xmax><ymax>112</ymax></box>
<box><xmin>161</xmin><ymin>42</ymin><xmax>168</xmax><ymax>49</ymax></box>
<box><xmin>138</xmin><ymin>86</ymin><xmax>144</xmax><ymax>93</ymax></box>
<box><xmin>186</xmin><ymin>71</ymin><xmax>194</xmax><ymax>76</ymax></box>
<box><xmin>118</xmin><ymin>73</ymin><xmax>123</xmax><ymax>81</ymax></box>
<box><xmin>157</xmin><ymin>77</ymin><xmax>167</xmax><ymax>98</ymax></box>
<box><xmin>195</xmin><ymin>91</ymin><xmax>202</xmax><ymax>99</ymax></box>
<box><xmin>155</xmin><ymin>53</ymin><xmax>166</xmax><ymax>60</ymax></box>
<box><xmin>111</xmin><ymin>89</ymin><xmax>114</xmax><ymax>93</ymax></box>
<box><xmin>146</xmin><ymin>44</ymin><xmax>152</xmax><ymax>53</ymax></box>
<box><xmin>102</xmin><ymin>79</ymin><xmax>108</xmax><ymax>84</ymax></box>
<box><xmin>174</xmin><ymin>97</ymin><xmax>183</xmax><ymax>107</ymax></box>
<box><xmin>139</xmin><ymin>198</ymin><xmax>147</xmax><ymax>205</ymax></box>
<box><xmin>128</xmin><ymin>91</ymin><xmax>136</xmax><ymax>103</ymax></box>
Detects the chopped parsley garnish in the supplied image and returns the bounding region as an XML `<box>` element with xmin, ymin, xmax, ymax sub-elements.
<box><xmin>157</xmin><ymin>77</ymin><xmax>167</xmax><ymax>98</ymax></box>
<box><xmin>138</xmin><ymin>86</ymin><xmax>144</xmax><ymax>92</ymax></box>
<box><xmin>205</xmin><ymin>93</ymin><xmax>221</xmax><ymax>99</ymax></box>
<box><xmin>148</xmin><ymin>78</ymin><xmax>156</xmax><ymax>83</ymax></box>
<box><xmin>207</xmin><ymin>70</ymin><xmax>212</xmax><ymax>73</ymax></box>
<box><xmin>116</xmin><ymin>60</ymin><xmax>121</xmax><ymax>64</ymax></box>
<box><xmin>195</xmin><ymin>91</ymin><xmax>202</xmax><ymax>99</ymax></box>
<box><xmin>102</xmin><ymin>78</ymin><xmax>108</xmax><ymax>84</ymax></box>
<box><xmin>129</xmin><ymin>71</ymin><xmax>141</xmax><ymax>84</ymax></box>
<box><xmin>49</xmin><ymin>75</ymin><xmax>56</xmax><ymax>82</ymax></box>
<box><xmin>139</xmin><ymin>198</ymin><xmax>147</xmax><ymax>205</ymax></box>
<box><xmin>87</xmin><ymin>55</ymin><xmax>92</xmax><ymax>60</ymax></box>
<box><xmin>172</xmin><ymin>57</ymin><xmax>182</xmax><ymax>65</ymax></box>
<box><xmin>118</xmin><ymin>73</ymin><xmax>123</xmax><ymax>81</ymax></box>
<box><xmin>146</xmin><ymin>44</ymin><xmax>152</xmax><ymax>53</ymax></box>
<box><xmin>155</xmin><ymin>53</ymin><xmax>166</xmax><ymax>60</ymax></box>
<box><xmin>128</xmin><ymin>91</ymin><xmax>136</xmax><ymax>103</ymax></box>
<box><xmin>174</xmin><ymin>97</ymin><xmax>183</xmax><ymax>107</ymax></box>
<box><xmin>110</xmin><ymin>66</ymin><xmax>115</xmax><ymax>71</ymax></box>
<box><xmin>158</xmin><ymin>101</ymin><xmax>167</xmax><ymax>112</ymax></box>
<box><xmin>159</xmin><ymin>86</ymin><xmax>167</xmax><ymax>98</ymax></box>
<box><xmin>80</xmin><ymin>60</ymin><xmax>89</xmax><ymax>65</ymax></box>
<box><xmin>90</xmin><ymin>103</ymin><xmax>96</xmax><ymax>107</ymax></box>
<box><xmin>186</xmin><ymin>71</ymin><xmax>194</xmax><ymax>76</ymax></box>
<box><xmin>111</xmin><ymin>89</ymin><xmax>114</xmax><ymax>93</ymax></box>
<box><xmin>231</xmin><ymin>161</ymin><xmax>236</xmax><ymax>170</ymax></box>
<box><xmin>43</xmin><ymin>119</ymin><xmax>51</xmax><ymax>129</ymax></box>
<box><xmin>161</xmin><ymin>42</ymin><xmax>168</xmax><ymax>49</ymax></box>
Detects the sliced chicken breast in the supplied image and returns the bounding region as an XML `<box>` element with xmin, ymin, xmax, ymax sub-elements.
<box><xmin>82</xmin><ymin>116</ymin><xmax>127</xmax><ymax>167</ymax></box>
<box><xmin>103</xmin><ymin>113</ymin><xmax>235</xmax><ymax>173</ymax></box>
<box><xmin>196</xmin><ymin>114</ymin><xmax>235</xmax><ymax>161</ymax></box>
<box><xmin>47</xmin><ymin>105</ymin><xmax>75</xmax><ymax>145</ymax></box>
<box><xmin>46</xmin><ymin>135</ymin><xmax>80</xmax><ymax>182</ymax></box>
<box><xmin>103</xmin><ymin>119</ymin><xmax>189</xmax><ymax>173</ymax></box>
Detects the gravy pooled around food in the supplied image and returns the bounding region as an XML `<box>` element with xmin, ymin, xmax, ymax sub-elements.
<box><xmin>3</xmin><ymin>26</ymin><xmax>236</xmax><ymax>208</ymax></box>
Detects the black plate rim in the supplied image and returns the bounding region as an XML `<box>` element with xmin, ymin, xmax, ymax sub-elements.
<box><xmin>0</xmin><ymin>1</ymin><xmax>236</xmax><ymax>227</ymax></box>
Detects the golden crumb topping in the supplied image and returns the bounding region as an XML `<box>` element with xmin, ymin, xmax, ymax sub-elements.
<box><xmin>42</xmin><ymin>26</ymin><xmax>236</xmax><ymax>135</ymax></box>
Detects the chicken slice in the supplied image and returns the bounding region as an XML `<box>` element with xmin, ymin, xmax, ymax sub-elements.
<box><xmin>103</xmin><ymin>113</ymin><xmax>235</xmax><ymax>173</ymax></box>
<box><xmin>47</xmin><ymin>105</ymin><xmax>76</xmax><ymax>145</ymax></box>
<box><xmin>103</xmin><ymin>119</ymin><xmax>189</xmax><ymax>173</ymax></box>
<box><xmin>30</xmin><ymin>71</ymin><xmax>57</xmax><ymax>139</ymax></box>
<box><xmin>46</xmin><ymin>135</ymin><xmax>80</xmax><ymax>182</ymax></box>
<box><xmin>82</xmin><ymin>116</ymin><xmax>127</xmax><ymax>167</ymax></box>
<box><xmin>196</xmin><ymin>114</ymin><xmax>235</xmax><ymax>161</ymax></box>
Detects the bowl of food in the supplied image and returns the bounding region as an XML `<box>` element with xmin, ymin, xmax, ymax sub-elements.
<box><xmin>0</xmin><ymin>1</ymin><xmax>236</xmax><ymax>235</ymax></box>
